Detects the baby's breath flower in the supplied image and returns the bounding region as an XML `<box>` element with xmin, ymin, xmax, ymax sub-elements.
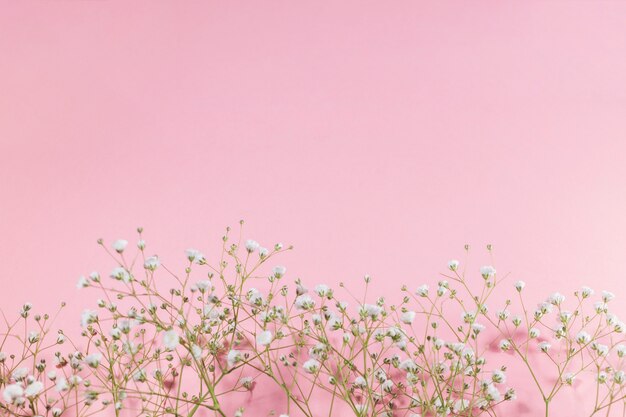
<box><xmin>112</xmin><ymin>239</ymin><xmax>128</xmax><ymax>253</ymax></box>
<box><xmin>245</xmin><ymin>239</ymin><xmax>259</xmax><ymax>253</ymax></box>
<box><xmin>514</xmin><ymin>280</ymin><xmax>525</xmax><ymax>292</ymax></box>
<box><xmin>401</xmin><ymin>310</ymin><xmax>416</xmax><ymax>324</ymax></box>
<box><xmin>602</xmin><ymin>291</ymin><xmax>615</xmax><ymax>302</ymax></box>
<box><xmin>448</xmin><ymin>259</ymin><xmax>459</xmax><ymax>271</ymax></box>
<box><xmin>76</xmin><ymin>275</ymin><xmax>89</xmax><ymax>289</ymax></box>
<box><xmin>416</xmin><ymin>285</ymin><xmax>429</xmax><ymax>297</ymax></box>
<box><xmin>576</xmin><ymin>331</ymin><xmax>591</xmax><ymax>345</ymax></box>
<box><xmin>3</xmin><ymin>384</ymin><xmax>25</xmax><ymax>404</ymax></box>
<box><xmin>303</xmin><ymin>359</ymin><xmax>320</xmax><ymax>374</ymax></box>
<box><xmin>538</xmin><ymin>341</ymin><xmax>551</xmax><ymax>353</ymax></box>
<box><xmin>480</xmin><ymin>265</ymin><xmax>496</xmax><ymax>279</ymax></box>
<box><xmin>143</xmin><ymin>255</ymin><xmax>160</xmax><ymax>271</ymax></box>
<box><xmin>256</xmin><ymin>330</ymin><xmax>273</xmax><ymax>347</ymax></box>
<box><xmin>162</xmin><ymin>329</ymin><xmax>180</xmax><ymax>350</ymax></box>
<box><xmin>581</xmin><ymin>286</ymin><xmax>594</xmax><ymax>298</ymax></box>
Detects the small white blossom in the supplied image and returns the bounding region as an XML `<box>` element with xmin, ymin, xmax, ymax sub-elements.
<box><xmin>228</xmin><ymin>350</ymin><xmax>242</xmax><ymax>367</ymax></box>
<box><xmin>112</xmin><ymin>239</ymin><xmax>128</xmax><ymax>253</ymax></box>
<box><xmin>85</xmin><ymin>353</ymin><xmax>102</xmax><ymax>368</ymax></box>
<box><xmin>256</xmin><ymin>330</ymin><xmax>273</xmax><ymax>347</ymax></box>
<box><xmin>143</xmin><ymin>255</ymin><xmax>160</xmax><ymax>271</ymax></box>
<box><xmin>400</xmin><ymin>311</ymin><xmax>416</xmax><ymax>324</ymax></box>
<box><xmin>245</xmin><ymin>239</ymin><xmax>260</xmax><ymax>253</ymax></box>
<box><xmin>3</xmin><ymin>384</ymin><xmax>24</xmax><ymax>404</ymax></box>
<box><xmin>416</xmin><ymin>285</ymin><xmax>429</xmax><ymax>297</ymax></box>
<box><xmin>303</xmin><ymin>359</ymin><xmax>320</xmax><ymax>374</ymax></box>
<box><xmin>448</xmin><ymin>259</ymin><xmax>459</xmax><ymax>271</ymax></box>
<box><xmin>602</xmin><ymin>291</ymin><xmax>615</xmax><ymax>302</ymax></box>
<box><xmin>24</xmin><ymin>381</ymin><xmax>44</xmax><ymax>397</ymax></box>
<box><xmin>162</xmin><ymin>330</ymin><xmax>180</xmax><ymax>350</ymax></box>
<box><xmin>514</xmin><ymin>280</ymin><xmax>526</xmax><ymax>292</ymax></box>
<box><xmin>480</xmin><ymin>265</ymin><xmax>496</xmax><ymax>279</ymax></box>
<box><xmin>76</xmin><ymin>276</ymin><xmax>89</xmax><ymax>289</ymax></box>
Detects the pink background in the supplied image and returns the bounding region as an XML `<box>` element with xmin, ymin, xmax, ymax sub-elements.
<box><xmin>2</xmin><ymin>1</ymin><xmax>626</xmax><ymax>415</ymax></box>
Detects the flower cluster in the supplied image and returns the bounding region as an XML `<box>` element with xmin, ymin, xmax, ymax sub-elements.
<box><xmin>1</xmin><ymin>226</ymin><xmax>626</xmax><ymax>417</ymax></box>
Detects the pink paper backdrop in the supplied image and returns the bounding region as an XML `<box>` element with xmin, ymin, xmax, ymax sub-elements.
<box><xmin>2</xmin><ymin>1</ymin><xmax>626</xmax><ymax>415</ymax></box>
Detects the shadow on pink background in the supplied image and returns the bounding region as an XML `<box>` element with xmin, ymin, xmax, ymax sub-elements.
<box><xmin>2</xmin><ymin>1</ymin><xmax>626</xmax><ymax>415</ymax></box>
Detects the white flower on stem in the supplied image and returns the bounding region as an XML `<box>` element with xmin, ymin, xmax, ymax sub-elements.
<box><xmin>448</xmin><ymin>259</ymin><xmax>459</xmax><ymax>271</ymax></box>
<box><xmin>137</xmin><ymin>239</ymin><xmax>146</xmax><ymax>250</ymax></box>
<box><xmin>256</xmin><ymin>330</ymin><xmax>273</xmax><ymax>347</ymax></box>
<box><xmin>3</xmin><ymin>384</ymin><xmax>24</xmax><ymax>404</ymax></box>
<box><xmin>194</xmin><ymin>280</ymin><xmax>211</xmax><ymax>292</ymax></box>
<box><xmin>581</xmin><ymin>286</ymin><xmax>594</xmax><ymax>298</ymax></box>
<box><xmin>85</xmin><ymin>353</ymin><xmax>102</xmax><ymax>368</ymax></box>
<box><xmin>529</xmin><ymin>328</ymin><xmax>540</xmax><ymax>338</ymax></box>
<box><xmin>453</xmin><ymin>399</ymin><xmax>469</xmax><ymax>413</ymax></box>
<box><xmin>110</xmin><ymin>267</ymin><xmax>131</xmax><ymax>283</ymax></box>
<box><xmin>24</xmin><ymin>381</ymin><xmax>44</xmax><ymax>397</ymax></box>
<box><xmin>480</xmin><ymin>265</ymin><xmax>496</xmax><ymax>279</ymax></box>
<box><xmin>597</xmin><ymin>371</ymin><xmax>608</xmax><ymax>383</ymax></box>
<box><xmin>143</xmin><ymin>256</ymin><xmax>160</xmax><ymax>271</ymax></box>
<box><xmin>538</xmin><ymin>341</ymin><xmax>551</xmax><ymax>353</ymax></box>
<box><xmin>360</xmin><ymin>304</ymin><xmax>383</xmax><ymax>319</ymax></box>
<box><xmin>594</xmin><ymin>302</ymin><xmax>608</xmax><ymax>314</ymax></box>
<box><xmin>548</xmin><ymin>292</ymin><xmax>565</xmax><ymax>306</ymax></box>
<box><xmin>416</xmin><ymin>285</ymin><xmax>429</xmax><ymax>297</ymax></box>
<box><xmin>185</xmin><ymin>249</ymin><xmax>205</xmax><ymax>264</ymax></box>
<box><xmin>492</xmin><ymin>370</ymin><xmax>506</xmax><ymax>384</ymax></box>
<box><xmin>12</xmin><ymin>367</ymin><xmax>29</xmax><ymax>381</ymax></box>
<box><xmin>564</xmin><ymin>372</ymin><xmax>576</xmax><ymax>385</ymax></box>
<box><xmin>80</xmin><ymin>310</ymin><xmax>98</xmax><ymax>327</ymax></box>
<box><xmin>315</xmin><ymin>284</ymin><xmax>332</xmax><ymax>298</ymax></box>
<box><xmin>617</xmin><ymin>345</ymin><xmax>626</xmax><ymax>358</ymax></box>
<box><xmin>399</xmin><ymin>359</ymin><xmax>418</xmax><ymax>373</ymax></box>
<box><xmin>401</xmin><ymin>311</ymin><xmax>416</xmax><ymax>324</ymax></box>
<box><xmin>162</xmin><ymin>330</ymin><xmax>180</xmax><ymax>350</ymax></box>
<box><xmin>595</xmin><ymin>343</ymin><xmax>609</xmax><ymax>357</ymax></box>
<box><xmin>55</xmin><ymin>378</ymin><xmax>69</xmax><ymax>392</ymax></box>
<box><xmin>295</xmin><ymin>294</ymin><xmax>315</xmax><ymax>310</ymax></box>
<box><xmin>227</xmin><ymin>350</ymin><xmax>242</xmax><ymax>367</ymax></box>
<box><xmin>602</xmin><ymin>291</ymin><xmax>615</xmax><ymax>302</ymax></box>
<box><xmin>514</xmin><ymin>280</ymin><xmax>525</xmax><ymax>292</ymax></box>
<box><xmin>76</xmin><ymin>276</ymin><xmax>89</xmax><ymax>289</ymax></box>
<box><xmin>191</xmin><ymin>344</ymin><xmax>203</xmax><ymax>360</ymax></box>
<box><xmin>614</xmin><ymin>370</ymin><xmax>625</xmax><ymax>384</ymax></box>
<box><xmin>576</xmin><ymin>331</ymin><xmax>591</xmax><ymax>345</ymax></box>
<box><xmin>245</xmin><ymin>239</ymin><xmax>259</xmax><ymax>253</ymax></box>
<box><xmin>499</xmin><ymin>340</ymin><xmax>511</xmax><ymax>351</ymax></box>
<box><xmin>353</xmin><ymin>376</ymin><xmax>367</xmax><ymax>388</ymax></box>
<box><xmin>259</xmin><ymin>247</ymin><xmax>269</xmax><ymax>258</ymax></box>
<box><xmin>112</xmin><ymin>239</ymin><xmax>128</xmax><ymax>253</ymax></box>
<box><xmin>303</xmin><ymin>358</ymin><xmax>320</xmax><ymax>374</ymax></box>
<box><xmin>272</xmin><ymin>265</ymin><xmax>286</xmax><ymax>278</ymax></box>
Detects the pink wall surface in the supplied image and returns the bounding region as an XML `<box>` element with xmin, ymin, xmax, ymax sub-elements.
<box><xmin>2</xmin><ymin>1</ymin><xmax>626</xmax><ymax>415</ymax></box>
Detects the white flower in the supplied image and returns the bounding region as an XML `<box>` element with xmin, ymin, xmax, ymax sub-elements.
<box><xmin>576</xmin><ymin>331</ymin><xmax>591</xmax><ymax>345</ymax></box>
<box><xmin>400</xmin><ymin>311</ymin><xmax>416</xmax><ymax>324</ymax></box>
<box><xmin>110</xmin><ymin>267</ymin><xmax>131</xmax><ymax>283</ymax></box>
<box><xmin>617</xmin><ymin>345</ymin><xmax>626</xmax><ymax>358</ymax></box>
<box><xmin>185</xmin><ymin>248</ymin><xmax>205</xmax><ymax>263</ymax></box>
<box><xmin>448</xmin><ymin>259</ymin><xmax>459</xmax><ymax>271</ymax></box>
<box><xmin>191</xmin><ymin>344</ymin><xmax>203</xmax><ymax>360</ymax></box>
<box><xmin>303</xmin><ymin>358</ymin><xmax>320</xmax><ymax>374</ymax></box>
<box><xmin>499</xmin><ymin>340</ymin><xmax>511</xmax><ymax>351</ymax></box>
<box><xmin>492</xmin><ymin>370</ymin><xmax>506</xmax><ymax>384</ymax></box>
<box><xmin>295</xmin><ymin>294</ymin><xmax>315</xmax><ymax>310</ymax></box>
<box><xmin>194</xmin><ymin>280</ymin><xmax>211</xmax><ymax>292</ymax></box>
<box><xmin>76</xmin><ymin>276</ymin><xmax>89</xmax><ymax>289</ymax></box>
<box><xmin>24</xmin><ymin>381</ymin><xmax>44</xmax><ymax>397</ymax></box>
<box><xmin>228</xmin><ymin>350</ymin><xmax>242</xmax><ymax>366</ymax></box>
<box><xmin>162</xmin><ymin>330</ymin><xmax>180</xmax><ymax>350</ymax></box>
<box><xmin>416</xmin><ymin>285</ymin><xmax>429</xmax><ymax>297</ymax></box>
<box><xmin>256</xmin><ymin>330</ymin><xmax>273</xmax><ymax>347</ymax></box>
<box><xmin>548</xmin><ymin>292</ymin><xmax>565</xmax><ymax>306</ymax></box>
<box><xmin>85</xmin><ymin>353</ymin><xmax>102</xmax><ymax>368</ymax></box>
<box><xmin>315</xmin><ymin>284</ymin><xmax>332</xmax><ymax>297</ymax></box>
<box><xmin>564</xmin><ymin>372</ymin><xmax>576</xmax><ymax>385</ymax></box>
<box><xmin>143</xmin><ymin>256</ymin><xmax>160</xmax><ymax>271</ymax></box>
<box><xmin>112</xmin><ymin>239</ymin><xmax>128</xmax><ymax>253</ymax></box>
<box><xmin>272</xmin><ymin>265</ymin><xmax>287</xmax><ymax>278</ymax></box>
<box><xmin>614</xmin><ymin>370</ymin><xmax>625</xmax><ymax>384</ymax></box>
<box><xmin>3</xmin><ymin>383</ymin><xmax>24</xmax><ymax>404</ymax></box>
<box><xmin>359</xmin><ymin>304</ymin><xmax>383</xmax><ymax>319</ymax></box>
<box><xmin>399</xmin><ymin>359</ymin><xmax>418</xmax><ymax>373</ymax></box>
<box><xmin>259</xmin><ymin>247</ymin><xmax>269</xmax><ymax>258</ymax></box>
<box><xmin>538</xmin><ymin>341</ymin><xmax>551</xmax><ymax>353</ymax></box>
<box><xmin>55</xmin><ymin>378</ymin><xmax>69</xmax><ymax>392</ymax></box>
<box><xmin>581</xmin><ymin>286</ymin><xmax>594</xmax><ymax>298</ymax></box>
<box><xmin>529</xmin><ymin>328</ymin><xmax>540</xmax><ymax>338</ymax></box>
<box><xmin>480</xmin><ymin>265</ymin><xmax>496</xmax><ymax>279</ymax></box>
<box><xmin>602</xmin><ymin>291</ymin><xmax>615</xmax><ymax>302</ymax></box>
<box><xmin>11</xmin><ymin>367</ymin><xmax>28</xmax><ymax>381</ymax></box>
<box><xmin>245</xmin><ymin>239</ymin><xmax>260</xmax><ymax>253</ymax></box>
<box><xmin>514</xmin><ymin>280</ymin><xmax>525</xmax><ymax>292</ymax></box>
<box><xmin>453</xmin><ymin>399</ymin><xmax>470</xmax><ymax>413</ymax></box>
<box><xmin>80</xmin><ymin>309</ymin><xmax>98</xmax><ymax>327</ymax></box>
<box><xmin>353</xmin><ymin>376</ymin><xmax>367</xmax><ymax>388</ymax></box>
